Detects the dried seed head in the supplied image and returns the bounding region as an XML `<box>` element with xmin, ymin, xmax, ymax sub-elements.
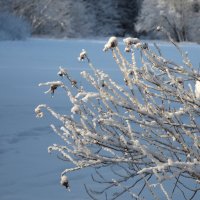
<box><xmin>39</xmin><ymin>81</ymin><xmax>63</xmax><ymax>95</ymax></box>
<box><xmin>60</xmin><ymin>175</ymin><xmax>70</xmax><ymax>191</ymax></box>
<box><xmin>35</xmin><ymin>106</ymin><xmax>44</xmax><ymax>118</ymax></box>
<box><xmin>103</xmin><ymin>36</ymin><xmax>118</xmax><ymax>51</ymax></box>
<box><xmin>142</xmin><ymin>43</ymin><xmax>148</xmax><ymax>50</ymax></box>
<box><xmin>123</xmin><ymin>37</ymin><xmax>140</xmax><ymax>46</ymax></box>
<box><xmin>134</xmin><ymin>42</ymin><xmax>143</xmax><ymax>49</ymax></box>
<box><xmin>71</xmin><ymin>80</ymin><xmax>77</xmax><ymax>86</ymax></box>
<box><xmin>177</xmin><ymin>77</ymin><xmax>183</xmax><ymax>84</ymax></box>
<box><xmin>129</xmin><ymin>70</ymin><xmax>134</xmax><ymax>76</ymax></box>
<box><xmin>101</xmin><ymin>81</ymin><xmax>106</xmax><ymax>87</ymax></box>
<box><xmin>78</xmin><ymin>49</ymin><xmax>87</xmax><ymax>61</ymax></box>
<box><xmin>125</xmin><ymin>46</ymin><xmax>131</xmax><ymax>52</ymax></box>
<box><xmin>71</xmin><ymin>104</ymin><xmax>80</xmax><ymax>114</ymax></box>
<box><xmin>57</xmin><ymin>67</ymin><xmax>67</xmax><ymax>77</ymax></box>
<box><xmin>124</xmin><ymin>79</ymin><xmax>128</xmax><ymax>86</ymax></box>
<box><xmin>50</xmin><ymin>85</ymin><xmax>58</xmax><ymax>94</ymax></box>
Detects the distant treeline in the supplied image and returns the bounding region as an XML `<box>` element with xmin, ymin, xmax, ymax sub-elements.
<box><xmin>0</xmin><ymin>0</ymin><xmax>199</xmax><ymax>42</ymax></box>
<box><xmin>0</xmin><ymin>0</ymin><xmax>141</xmax><ymax>38</ymax></box>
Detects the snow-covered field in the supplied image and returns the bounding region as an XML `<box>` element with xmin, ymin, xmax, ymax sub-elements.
<box><xmin>0</xmin><ymin>38</ymin><xmax>199</xmax><ymax>200</ymax></box>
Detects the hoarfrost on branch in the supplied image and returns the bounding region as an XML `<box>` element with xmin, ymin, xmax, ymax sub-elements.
<box><xmin>36</xmin><ymin>36</ymin><xmax>200</xmax><ymax>199</ymax></box>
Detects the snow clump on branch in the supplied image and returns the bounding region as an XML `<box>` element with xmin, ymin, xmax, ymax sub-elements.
<box><xmin>195</xmin><ymin>80</ymin><xmax>200</xmax><ymax>99</ymax></box>
<box><xmin>60</xmin><ymin>175</ymin><xmax>70</xmax><ymax>191</ymax></box>
<box><xmin>123</xmin><ymin>37</ymin><xmax>140</xmax><ymax>52</ymax></box>
<box><xmin>103</xmin><ymin>36</ymin><xmax>118</xmax><ymax>51</ymax></box>
<box><xmin>78</xmin><ymin>49</ymin><xmax>87</xmax><ymax>61</ymax></box>
<box><xmin>57</xmin><ymin>66</ymin><xmax>67</xmax><ymax>77</ymax></box>
<box><xmin>35</xmin><ymin>104</ymin><xmax>46</xmax><ymax>118</ymax></box>
<box><xmin>38</xmin><ymin>81</ymin><xmax>63</xmax><ymax>95</ymax></box>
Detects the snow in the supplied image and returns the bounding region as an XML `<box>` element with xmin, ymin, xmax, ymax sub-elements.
<box><xmin>103</xmin><ymin>36</ymin><xmax>118</xmax><ymax>51</ymax></box>
<box><xmin>0</xmin><ymin>38</ymin><xmax>199</xmax><ymax>200</ymax></box>
<box><xmin>195</xmin><ymin>80</ymin><xmax>200</xmax><ymax>98</ymax></box>
<box><xmin>0</xmin><ymin>11</ymin><xmax>30</xmax><ymax>41</ymax></box>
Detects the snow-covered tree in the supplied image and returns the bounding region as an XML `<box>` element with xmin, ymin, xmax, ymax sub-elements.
<box><xmin>0</xmin><ymin>11</ymin><xmax>30</xmax><ymax>40</ymax></box>
<box><xmin>0</xmin><ymin>0</ymin><xmax>53</xmax><ymax>35</ymax></box>
<box><xmin>36</xmin><ymin>36</ymin><xmax>200</xmax><ymax>199</ymax></box>
<box><xmin>65</xmin><ymin>0</ymin><xmax>95</xmax><ymax>38</ymax></box>
<box><xmin>136</xmin><ymin>0</ymin><xmax>200</xmax><ymax>42</ymax></box>
<box><xmin>116</xmin><ymin>0</ymin><xmax>141</xmax><ymax>37</ymax></box>
<box><xmin>90</xmin><ymin>0</ymin><xmax>122</xmax><ymax>37</ymax></box>
<box><xmin>0</xmin><ymin>0</ymin><xmax>95</xmax><ymax>38</ymax></box>
<box><xmin>92</xmin><ymin>0</ymin><xmax>141</xmax><ymax>37</ymax></box>
<box><xmin>0</xmin><ymin>0</ymin><xmax>141</xmax><ymax>38</ymax></box>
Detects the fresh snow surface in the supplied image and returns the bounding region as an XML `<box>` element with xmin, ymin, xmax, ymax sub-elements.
<box><xmin>0</xmin><ymin>38</ymin><xmax>199</xmax><ymax>200</ymax></box>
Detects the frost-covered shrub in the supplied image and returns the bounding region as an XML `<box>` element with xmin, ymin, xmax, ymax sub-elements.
<box><xmin>0</xmin><ymin>11</ymin><xmax>30</xmax><ymax>41</ymax></box>
<box><xmin>36</xmin><ymin>37</ymin><xmax>200</xmax><ymax>199</ymax></box>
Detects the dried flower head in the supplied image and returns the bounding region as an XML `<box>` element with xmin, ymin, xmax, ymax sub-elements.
<box><xmin>123</xmin><ymin>37</ymin><xmax>140</xmax><ymax>46</ymax></box>
<box><xmin>142</xmin><ymin>43</ymin><xmax>148</xmax><ymax>50</ymax></box>
<box><xmin>103</xmin><ymin>36</ymin><xmax>118</xmax><ymax>51</ymax></box>
<box><xmin>60</xmin><ymin>175</ymin><xmax>70</xmax><ymax>191</ymax></box>
<box><xmin>57</xmin><ymin>66</ymin><xmax>67</xmax><ymax>77</ymax></box>
<box><xmin>50</xmin><ymin>85</ymin><xmax>58</xmax><ymax>94</ymax></box>
<box><xmin>35</xmin><ymin>105</ymin><xmax>44</xmax><ymax>118</ymax></box>
<box><xmin>71</xmin><ymin>80</ymin><xmax>77</xmax><ymax>86</ymax></box>
<box><xmin>124</xmin><ymin>78</ymin><xmax>128</xmax><ymax>86</ymax></box>
<box><xmin>71</xmin><ymin>104</ymin><xmax>80</xmax><ymax>114</ymax></box>
<box><xmin>39</xmin><ymin>81</ymin><xmax>63</xmax><ymax>95</ymax></box>
<box><xmin>128</xmin><ymin>70</ymin><xmax>134</xmax><ymax>76</ymax></box>
<box><xmin>176</xmin><ymin>77</ymin><xmax>183</xmax><ymax>84</ymax></box>
<box><xmin>125</xmin><ymin>46</ymin><xmax>131</xmax><ymax>52</ymax></box>
<box><xmin>134</xmin><ymin>42</ymin><xmax>143</xmax><ymax>49</ymax></box>
<box><xmin>78</xmin><ymin>49</ymin><xmax>87</xmax><ymax>61</ymax></box>
<box><xmin>101</xmin><ymin>80</ymin><xmax>106</xmax><ymax>87</ymax></box>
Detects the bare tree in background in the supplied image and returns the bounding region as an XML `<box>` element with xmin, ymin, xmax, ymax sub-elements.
<box><xmin>136</xmin><ymin>0</ymin><xmax>200</xmax><ymax>42</ymax></box>
<box><xmin>0</xmin><ymin>0</ymin><xmax>141</xmax><ymax>38</ymax></box>
<box><xmin>36</xmin><ymin>35</ymin><xmax>200</xmax><ymax>199</ymax></box>
<box><xmin>0</xmin><ymin>0</ymin><xmax>52</xmax><ymax>33</ymax></box>
<box><xmin>0</xmin><ymin>0</ymin><xmax>95</xmax><ymax>37</ymax></box>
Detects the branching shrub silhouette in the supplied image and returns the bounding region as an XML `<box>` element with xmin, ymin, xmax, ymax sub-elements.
<box><xmin>36</xmin><ymin>36</ymin><xmax>200</xmax><ymax>200</ymax></box>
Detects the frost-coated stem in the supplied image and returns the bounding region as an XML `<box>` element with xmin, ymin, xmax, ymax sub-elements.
<box><xmin>36</xmin><ymin>36</ymin><xmax>200</xmax><ymax>200</ymax></box>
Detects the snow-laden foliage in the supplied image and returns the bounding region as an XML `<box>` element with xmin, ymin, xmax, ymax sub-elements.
<box><xmin>0</xmin><ymin>0</ymin><xmax>140</xmax><ymax>38</ymax></box>
<box><xmin>0</xmin><ymin>11</ymin><xmax>30</xmax><ymax>40</ymax></box>
<box><xmin>136</xmin><ymin>0</ymin><xmax>200</xmax><ymax>42</ymax></box>
<box><xmin>36</xmin><ymin>37</ymin><xmax>200</xmax><ymax>199</ymax></box>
